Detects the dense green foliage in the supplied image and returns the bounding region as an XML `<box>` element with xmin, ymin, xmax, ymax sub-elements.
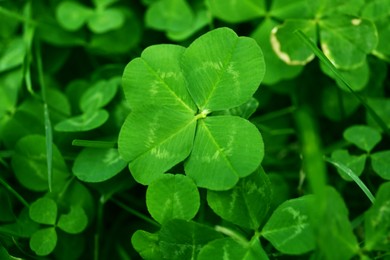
<box><xmin>0</xmin><ymin>0</ymin><xmax>389</xmax><ymax>259</ymax></box>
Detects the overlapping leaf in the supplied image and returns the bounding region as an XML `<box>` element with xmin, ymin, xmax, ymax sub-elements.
<box><xmin>119</xmin><ymin>28</ymin><xmax>265</xmax><ymax>189</ymax></box>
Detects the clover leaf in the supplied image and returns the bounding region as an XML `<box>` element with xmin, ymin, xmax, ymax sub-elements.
<box><xmin>146</xmin><ymin>174</ymin><xmax>200</xmax><ymax>224</ymax></box>
<box><xmin>343</xmin><ymin>125</ymin><xmax>381</xmax><ymax>152</ymax></box>
<box><xmin>118</xmin><ymin>27</ymin><xmax>265</xmax><ymax>190</ymax></box>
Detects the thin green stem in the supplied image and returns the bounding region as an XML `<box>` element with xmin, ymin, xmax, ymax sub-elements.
<box><xmin>325</xmin><ymin>157</ymin><xmax>375</xmax><ymax>204</ymax></box>
<box><xmin>0</xmin><ymin>177</ymin><xmax>29</xmax><ymax>208</ymax></box>
<box><xmin>72</xmin><ymin>139</ymin><xmax>117</xmax><ymax>148</ymax></box>
<box><xmin>110</xmin><ymin>197</ymin><xmax>160</xmax><ymax>228</ymax></box>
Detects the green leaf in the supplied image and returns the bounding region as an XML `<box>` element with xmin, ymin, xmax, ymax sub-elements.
<box><xmin>30</xmin><ymin>227</ymin><xmax>57</xmax><ymax>256</ymax></box>
<box><xmin>79</xmin><ymin>79</ymin><xmax>118</xmax><ymax>113</ymax></box>
<box><xmin>185</xmin><ymin>116</ymin><xmax>264</xmax><ymax>190</ymax></box>
<box><xmin>182</xmin><ymin>27</ymin><xmax>265</xmax><ymax>111</ymax></box>
<box><xmin>366</xmin><ymin>98</ymin><xmax>390</xmax><ymax>131</ymax></box>
<box><xmin>119</xmin><ymin>107</ymin><xmax>196</xmax><ymax>185</ymax></box>
<box><xmin>11</xmin><ymin>135</ymin><xmax>69</xmax><ymax>192</ymax></box>
<box><xmin>271</xmin><ymin>19</ymin><xmax>317</xmax><ymax>65</ymax></box>
<box><xmin>88</xmin><ymin>8</ymin><xmax>125</xmax><ymax>34</ymax></box>
<box><xmin>262</xmin><ymin>195</ymin><xmax>315</xmax><ymax>254</ymax></box>
<box><xmin>312</xmin><ymin>187</ymin><xmax>360</xmax><ymax>260</ymax></box>
<box><xmin>54</xmin><ymin>109</ymin><xmax>109</xmax><ymax>132</ymax></box>
<box><xmin>146</xmin><ymin>174</ymin><xmax>200</xmax><ymax>224</ymax></box>
<box><xmin>198</xmin><ymin>238</ymin><xmax>269</xmax><ymax>260</ymax></box>
<box><xmin>269</xmin><ymin>0</ymin><xmax>318</xmax><ymax>19</ymax></box>
<box><xmin>29</xmin><ymin>198</ymin><xmax>58</xmax><ymax>225</ymax></box>
<box><xmin>330</xmin><ymin>150</ymin><xmax>366</xmax><ymax>181</ymax></box>
<box><xmin>145</xmin><ymin>0</ymin><xmax>194</xmax><ymax>33</ymax></box>
<box><xmin>362</xmin><ymin>0</ymin><xmax>390</xmax><ymax>57</ymax></box>
<box><xmin>0</xmin><ymin>37</ymin><xmax>26</xmax><ymax>72</ymax></box>
<box><xmin>213</xmin><ymin>97</ymin><xmax>259</xmax><ymax>119</ymax></box>
<box><xmin>364</xmin><ymin>182</ymin><xmax>390</xmax><ymax>251</ymax></box>
<box><xmin>56</xmin><ymin>1</ymin><xmax>92</xmax><ymax>31</ymax></box>
<box><xmin>73</xmin><ymin>147</ymin><xmax>127</xmax><ymax>182</ymax></box>
<box><xmin>0</xmin><ymin>208</ymin><xmax>40</xmax><ymax>238</ymax></box>
<box><xmin>343</xmin><ymin>125</ymin><xmax>381</xmax><ymax>152</ymax></box>
<box><xmin>122</xmin><ymin>44</ymin><xmax>196</xmax><ymax>112</ymax></box>
<box><xmin>319</xmin><ymin>15</ymin><xmax>378</xmax><ymax>69</ymax></box>
<box><xmin>132</xmin><ymin>230</ymin><xmax>163</xmax><ymax>260</ymax></box>
<box><xmin>207</xmin><ymin>168</ymin><xmax>271</xmax><ymax>229</ymax></box>
<box><xmin>251</xmin><ymin>18</ymin><xmax>303</xmax><ymax>85</ymax></box>
<box><xmin>158</xmin><ymin>219</ymin><xmax>223</xmax><ymax>260</ymax></box>
<box><xmin>206</xmin><ymin>0</ymin><xmax>266</xmax><ymax>23</ymax></box>
<box><xmin>57</xmin><ymin>206</ymin><xmax>88</xmax><ymax>234</ymax></box>
<box><xmin>167</xmin><ymin>8</ymin><xmax>210</xmax><ymax>41</ymax></box>
<box><xmin>320</xmin><ymin>60</ymin><xmax>370</xmax><ymax>91</ymax></box>
<box><xmin>371</xmin><ymin>151</ymin><xmax>390</xmax><ymax>180</ymax></box>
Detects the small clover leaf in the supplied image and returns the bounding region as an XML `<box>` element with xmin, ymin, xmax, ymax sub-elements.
<box><xmin>207</xmin><ymin>167</ymin><xmax>271</xmax><ymax>229</ymax></box>
<box><xmin>79</xmin><ymin>79</ymin><xmax>118</xmax><ymax>113</ymax></box>
<box><xmin>371</xmin><ymin>151</ymin><xmax>390</xmax><ymax>180</ymax></box>
<box><xmin>29</xmin><ymin>227</ymin><xmax>57</xmax><ymax>256</ymax></box>
<box><xmin>146</xmin><ymin>0</ymin><xmax>194</xmax><ymax>33</ymax></box>
<box><xmin>29</xmin><ymin>198</ymin><xmax>58</xmax><ymax>226</ymax></box>
<box><xmin>131</xmin><ymin>230</ymin><xmax>162</xmax><ymax>259</ymax></box>
<box><xmin>146</xmin><ymin>174</ymin><xmax>200</xmax><ymax>224</ymax></box>
<box><xmin>56</xmin><ymin>1</ymin><xmax>93</xmax><ymax>31</ymax></box>
<box><xmin>343</xmin><ymin>125</ymin><xmax>381</xmax><ymax>152</ymax></box>
<box><xmin>87</xmin><ymin>8</ymin><xmax>125</xmax><ymax>34</ymax></box>
<box><xmin>73</xmin><ymin>147</ymin><xmax>127</xmax><ymax>183</ymax></box>
<box><xmin>158</xmin><ymin>219</ymin><xmax>223</xmax><ymax>260</ymax></box>
<box><xmin>57</xmin><ymin>206</ymin><xmax>88</xmax><ymax>234</ymax></box>
<box><xmin>364</xmin><ymin>182</ymin><xmax>390</xmax><ymax>251</ymax></box>
<box><xmin>206</xmin><ymin>0</ymin><xmax>266</xmax><ymax>23</ymax></box>
<box><xmin>262</xmin><ymin>195</ymin><xmax>315</xmax><ymax>254</ymax></box>
<box><xmin>54</xmin><ymin>109</ymin><xmax>109</xmax><ymax>132</ymax></box>
<box><xmin>331</xmin><ymin>149</ymin><xmax>366</xmax><ymax>181</ymax></box>
<box><xmin>198</xmin><ymin>237</ymin><xmax>268</xmax><ymax>260</ymax></box>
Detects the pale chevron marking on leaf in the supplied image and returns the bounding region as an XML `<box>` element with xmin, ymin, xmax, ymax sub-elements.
<box><xmin>351</xmin><ymin>19</ymin><xmax>361</xmax><ymax>26</ymax></box>
<box><xmin>103</xmin><ymin>149</ymin><xmax>122</xmax><ymax>165</ymax></box>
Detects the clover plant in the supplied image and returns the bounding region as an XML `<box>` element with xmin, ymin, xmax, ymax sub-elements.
<box><xmin>0</xmin><ymin>0</ymin><xmax>390</xmax><ymax>259</ymax></box>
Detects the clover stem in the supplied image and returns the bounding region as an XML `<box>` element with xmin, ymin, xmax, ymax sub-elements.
<box><xmin>195</xmin><ymin>109</ymin><xmax>210</xmax><ymax>120</ymax></box>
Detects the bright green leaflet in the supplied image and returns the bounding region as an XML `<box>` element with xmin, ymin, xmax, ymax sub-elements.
<box><xmin>185</xmin><ymin>116</ymin><xmax>264</xmax><ymax>190</ymax></box>
<box><xmin>364</xmin><ymin>182</ymin><xmax>390</xmax><ymax>251</ymax></box>
<box><xmin>29</xmin><ymin>197</ymin><xmax>57</xmax><ymax>225</ymax></box>
<box><xmin>206</xmin><ymin>0</ymin><xmax>266</xmax><ymax>23</ymax></box>
<box><xmin>30</xmin><ymin>227</ymin><xmax>57</xmax><ymax>256</ymax></box>
<box><xmin>79</xmin><ymin>79</ymin><xmax>118</xmax><ymax>113</ymax></box>
<box><xmin>198</xmin><ymin>238</ymin><xmax>269</xmax><ymax>260</ymax></box>
<box><xmin>318</xmin><ymin>15</ymin><xmax>377</xmax><ymax>69</ymax></box>
<box><xmin>371</xmin><ymin>151</ymin><xmax>390</xmax><ymax>180</ymax></box>
<box><xmin>54</xmin><ymin>109</ymin><xmax>109</xmax><ymax>132</ymax></box>
<box><xmin>331</xmin><ymin>150</ymin><xmax>366</xmax><ymax>181</ymax></box>
<box><xmin>212</xmin><ymin>97</ymin><xmax>259</xmax><ymax>119</ymax></box>
<box><xmin>312</xmin><ymin>187</ymin><xmax>360</xmax><ymax>260</ymax></box>
<box><xmin>366</xmin><ymin>98</ymin><xmax>390</xmax><ymax>130</ymax></box>
<box><xmin>262</xmin><ymin>195</ymin><xmax>315</xmax><ymax>254</ymax></box>
<box><xmin>11</xmin><ymin>135</ymin><xmax>69</xmax><ymax>192</ymax></box>
<box><xmin>182</xmin><ymin>27</ymin><xmax>265</xmax><ymax>111</ymax></box>
<box><xmin>92</xmin><ymin>0</ymin><xmax>118</xmax><ymax>9</ymax></box>
<box><xmin>132</xmin><ymin>230</ymin><xmax>162</xmax><ymax>259</ymax></box>
<box><xmin>269</xmin><ymin>0</ymin><xmax>317</xmax><ymax>19</ymax></box>
<box><xmin>343</xmin><ymin>125</ymin><xmax>381</xmax><ymax>152</ymax></box>
<box><xmin>56</xmin><ymin>1</ymin><xmax>92</xmax><ymax>31</ymax></box>
<box><xmin>207</xmin><ymin>167</ymin><xmax>271</xmax><ymax>229</ymax></box>
<box><xmin>158</xmin><ymin>219</ymin><xmax>223</xmax><ymax>260</ymax></box>
<box><xmin>145</xmin><ymin>0</ymin><xmax>193</xmax><ymax>33</ymax></box>
<box><xmin>57</xmin><ymin>206</ymin><xmax>88</xmax><ymax>234</ymax></box>
<box><xmin>271</xmin><ymin>19</ymin><xmax>317</xmax><ymax>65</ymax></box>
<box><xmin>73</xmin><ymin>147</ymin><xmax>127</xmax><ymax>182</ymax></box>
<box><xmin>251</xmin><ymin>18</ymin><xmax>303</xmax><ymax>84</ymax></box>
<box><xmin>87</xmin><ymin>8</ymin><xmax>125</xmax><ymax>34</ymax></box>
<box><xmin>122</xmin><ymin>44</ymin><xmax>196</xmax><ymax>112</ymax></box>
<box><xmin>119</xmin><ymin>107</ymin><xmax>196</xmax><ymax>185</ymax></box>
<box><xmin>0</xmin><ymin>37</ymin><xmax>26</xmax><ymax>72</ymax></box>
<box><xmin>320</xmin><ymin>60</ymin><xmax>370</xmax><ymax>91</ymax></box>
<box><xmin>146</xmin><ymin>174</ymin><xmax>200</xmax><ymax>224</ymax></box>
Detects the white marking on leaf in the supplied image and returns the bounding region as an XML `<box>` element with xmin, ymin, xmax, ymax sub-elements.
<box><xmin>372</xmin><ymin>200</ymin><xmax>390</xmax><ymax>227</ymax></box>
<box><xmin>351</xmin><ymin>19</ymin><xmax>361</xmax><ymax>26</ymax></box>
<box><xmin>150</xmin><ymin>147</ymin><xmax>171</xmax><ymax>159</ymax></box>
<box><xmin>149</xmin><ymin>80</ymin><xmax>160</xmax><ymax>96</ymax></box>
<box><xmin>103</xmin><ymin>149</ymin><xmax>122</xmax><ymax>165</ymax></box>
<box><xmin>270</xmin><ymin>26</ymin><xmax>314</xmax><ymax>65</ymax></box>
<box><xmin>202</xmin><ymin>61</ymin><xmax>223</xmax><ymax>71</ymax></box>
<box><xmin>321</xmin><ymin>43</ymin><xmax>338</xmax><ymax>67</ymax></box>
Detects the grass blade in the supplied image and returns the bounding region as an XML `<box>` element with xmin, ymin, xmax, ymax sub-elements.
<box><xmin>325</xmin><ymin>157</ymin><xmax>375</xmax><ymax>204</ymax></box>
<box><xmin>0</xmin><ymin>177</ymin><xmax>29</xmax><ymax>208</ymax></box>
<box><xmin>72</xmin><ymin>139</ymin><xmax>117</xmax><ymax>148</ymax></box>
<box><xmin>295</xmin><ymin>30</ymin><xmax>390</xmax><ymax>137</ymax></box>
